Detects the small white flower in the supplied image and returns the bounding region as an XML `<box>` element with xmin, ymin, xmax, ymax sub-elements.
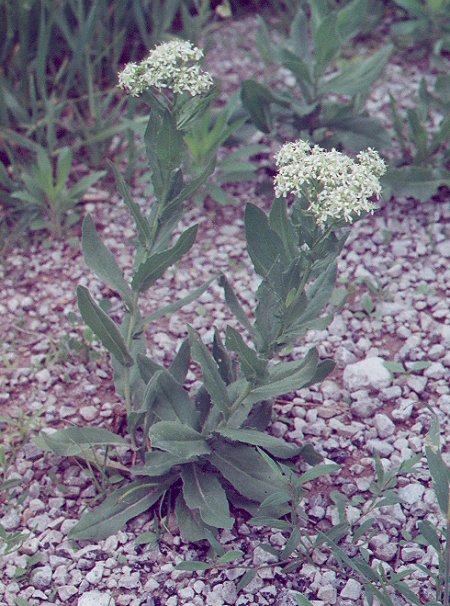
<box><xmin>273</xmin><ymin>140</ymin><xmax>386</xmax><ymax>228</ymax></box>
<box><xmin>118</xmin><ymin>40</ymin><xmax>213</xmax><ymax>97</ymax></box>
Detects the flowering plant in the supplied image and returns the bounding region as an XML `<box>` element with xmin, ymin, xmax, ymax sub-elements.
<box><xmin>37</xmin><ymin>40</ymin><xmax>386</xmax><ymax>543</ymax></box>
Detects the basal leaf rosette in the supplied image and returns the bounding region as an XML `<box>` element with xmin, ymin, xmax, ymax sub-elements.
<box><xmin>118</xmin><ymin>40</ymin><xmax>213</xmax><ymax>98</ymax></box>
<box><xmin>273</xmin><ymin>140</ymin><xmax>386</xmax><ymax>229</ymax></box>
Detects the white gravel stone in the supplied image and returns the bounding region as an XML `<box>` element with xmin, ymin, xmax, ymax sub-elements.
<box><xmin>343</xmin><ymin>357</ymin><xmax>391</xmax><ymax>390</ymax></box>
<box><xmin>317</xmin><ymin>585</ymin><xmax>337</xmax><ymax>604</ymax></box>
<box><xmin>436</xmin><ymin>240</ymin><xmax>450</xmax><ymax>257</ymax></box>
<box><xmin>406</xmin><ymin>374</ymin><xmax>428</xmax><ymax>393</ymax></box>
<box><xmin>86</xmin><ymin>563</ymin><xmax>105</xmax><ymax>585</ymax></box>
<box><xmin>366</xmin><ymin>439</ymin><xmax>394</xmax><ymax>457</ymax></box>
<box><xmin>58</xmin><ymin>585</ymin><xmax>78</xmax><ymax>601</ymax></box>
<box><xmin>31</xmin><ymin>565</ymin><xmax>53</xmax><ymax>590</ymax></box>
<box><xmin>424</xmin><ymin>362</ymin><xmax>446</xmax><ymax>379</ymax></box>
<box><xmin>373</xmin><ymin>413</ymin><xmax>395</xmax><ymax>438</ymax></box>
<box><xmin>79</xmin><ymin>406</ymin><xmax>99</xmax><ymax>421</ymax></box>
<box><xmin>340</xmin><ymin>578</ymin><xmax>362</xmax><ymax>599</ymax></box>
<box><xmin>78</xmin><ymin>590</ymin><xmax>116</xmax><ymax>606</ymax></box>
<box><xmin>398</xmin><ymin>483</ymin><xmax>426</xmax><ymax>505</ymax></box>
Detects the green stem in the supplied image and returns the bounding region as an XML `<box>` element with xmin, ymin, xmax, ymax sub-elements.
<box><xmin>227</xmin><ymin>382</ymin><xmax>253</xmax><ymax>418</ymax></box>
<box><xmin>123</xmin><ymin>290</ymin><xmax>140</xmax><ymax>415</ymax></box>
<box><xmin>444</xmin><ymin>491</ymin><xmax>450</xmax><ymax>606</ymax></box>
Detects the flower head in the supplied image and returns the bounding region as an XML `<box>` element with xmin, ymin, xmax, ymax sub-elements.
<box><xmin>118</xmin><ymin>40</ymin><xmax>213</xmax><ymax>97</ymax></box>
<box><xmin>274</xmin><ymin>140</ymin><xmax>386</xmax><ymax>228</ymax></box>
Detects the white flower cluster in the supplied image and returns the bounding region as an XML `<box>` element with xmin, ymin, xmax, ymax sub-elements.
<box><xmin>274</xmin><ymin>140</ymin><xmax>386</xmax><ymax>227</ymax></box>
<box><xmin>118</xmin><ymin>40</ymin><xmax>213</xmax><ymax>97</ymax></box>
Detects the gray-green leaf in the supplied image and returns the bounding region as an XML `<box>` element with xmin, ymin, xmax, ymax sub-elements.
<box><xmin>82</xmin><ymin>214</ymin><xmax>134</xmax><ymax>309</ymax></box>
<box><xmin>132</xmin><ymin>225</ymin><xmax>198</xmax><ymax>293</ymax></box>
<box><xmin>77</xmin><ymin>286</ymin><xmax>133</xmax><ymax>367</ymax></box>
<box><xmin>69</xmin><ymin>480</ymin><xmax>170</xmax><ymax>540</ymax></box>
<box><xmin>150</xmin><ymin>421</ymin><xmax>211</xmax><ymax>459</ymax></box>
<box><xmin>35</xmin><ymin>427</ymin><xmax>128</xmax><ymax>456</ymax></box>
<box><xmin>181</xmin><ymin>463</ymin><xmax>233</xmax><ymax>528</ymax></box>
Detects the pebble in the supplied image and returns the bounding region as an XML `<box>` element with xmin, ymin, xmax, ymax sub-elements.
<box><xmin>424</xmin><ymin>362</ymin><xmax>446</xmax><ymax>379</ymax></box>
<box><xmin>31</xmin><ymin>565</ymin><xmax>53</xmax><ymax>590</ymax></box>
<box><xmin>58</xmin><ymin>585</ymin><xmax>79</xmax><ymax>600</ymax></box>
<box><xmin>86</xmin><ymin>563</ymin><xmax>105</xmax><ymax>585</ymax></box>
<box><xmin>340</xmin><ymin>578</ymin><xmax>362</xmax><ymax>599</ymax></box>
<box><xmin>1</xmin><ymin>511</ymin><xmax>21</xmax><ymax>531</ymax></box>
<box><xmin>79</xmin><ymin>405</ymin><xmax>99</xmax><ymax>421</ymax></box>
<box><xmin>343</xmin><ymin>357</ymin><xmax>392</xmax><ymax>390</ymax></box>
<box><xmin>78</xmin><ymin>590</ymin><xmax>116</xmax><ymax>606</ymax></box>
<box><xmin>373</xmin><ymin>413</ymin><xmax>395</xmax><ymax>438</ymax></box>
<box><xmin>398</xmin><ymin>483</ymin><xmax>426</xmax><ymax>505</ymax></box>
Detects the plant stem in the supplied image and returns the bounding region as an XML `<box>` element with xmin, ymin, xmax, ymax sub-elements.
<box><xmin>123</xmin><ymin>291</ymin><xmax>140</xmax><ymax>415</ymax></box>
<box><xmin>444</xmin><ymin>490</ymin><xmax>450</xmax><ymax>606</ymax></box>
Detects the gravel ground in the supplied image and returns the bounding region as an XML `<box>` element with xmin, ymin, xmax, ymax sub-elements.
<box><xmin>1</xmin><ymin>14</ymin><xmax>449</xmax><ymax>606</ymax></box>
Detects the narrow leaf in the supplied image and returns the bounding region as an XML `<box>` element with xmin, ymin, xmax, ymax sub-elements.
<box><xmin>215</xmin><ymin>427</ymin><xmax>302</xmax><ymax>459</ymax></box>
<box><xmin>109</xmin><ymin>161</ymin><xmax>152</xmax><ymax>249</ymax></box>
<box><xmin>181</xmin><ymin>463</ymin><xmax>233</xmax><ymax>528</ymax></box>
<box><xmin>82</xmin><ymin>215</ymin><xmax>133</xmax><ymax>308</ymax></box>
<box><xmin>210</xmin><ymin>442</ymin><xmax>285</xmax><ymax>504</ymax></box>
<box><xmin>188</xmin><ymin>326</ymin><xmax>231</xmax><ymax>416</ymax></box>
<box><xmin>150</xmin><ymin>421</ymin><xmax>211</xmax><ymax>459</ymax></box>
<box><xmin>69</xmin><ymin>480</ymin><xmax>170</xmax><ymax>540</ymax></box>
<box><xmin>132</xmin><ymin>225</ymin><xmax>198</xmax><ymax>293</ymax></box>
<box><xmin>245</xmin><ymin>203</ymin><xmax>285</xmax><ymax>278</ymax></box>
<box><xmin>35</xmin><ymin>427</ymin><xmax>128</xmax><ymax>457</ymax></box>
<box><xmin>77</xmin><ymin>286</ymin><xmax>133</xmax><ymax>367</ymax></box>
<box><xmin>225</xmin><ymin>326</ymin><xmax>267</xmax><ymax>382</ymax></box>
<box><xmin>141</xmin><ymin>276</ymin><xmax>216</xmax><ymax>325</ymax></box>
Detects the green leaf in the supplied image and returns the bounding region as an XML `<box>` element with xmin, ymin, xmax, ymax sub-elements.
<box><xmin>175</xmin><ymin>560</ymin><xmax>212</xmax><ymax>571</ymax></box>
<box><xmin>82</xmin><ymin>215</ymin><xmax>133</xmax><ymax>309</ymax></box>
<box><xmin>188</xmin><ymin>326</ymin><xmax>231</xmax><ymax>416</ymax></box>
<box><xmin>298</xmin><ymin>463</ymin><xmax>341</xmax><ymax>485</ymax></box>
<box><xmin>149</xmin><ymin>421</ymin><xmax>211</xmax><ymax>459</ymax></box>
<box><xmin>237</xmin><ymin>568</ymin><xmax>257</xmax><ymax>592</ymax></box>
<box><xmin>321</xmin><ymin>45</ymin><xmax>393</xmax><ymax>96</ymax></box>
<box><xmin>219</xmin><ymin>274</ymin><xmax>255</xmax><ymax>337</ymax></box>
<box><xmin>141</xmin><ymin>276</ymin><xmax>217</xmax><ymax>325</ymax></box>
<box><xmin>132</xmin><ymin>451</ymin><xmax>187</xmax><ymax>477</ymax></box>
<box><xmin>175</xmin><ymin>493</ymin><xmax>211</xmax><ymax>542</ymax></box>
<box><xmin>225</xmin><ymin>326</ymin><xmax>267</xmax><ymax>382</ymax></box>
<box><xmin>210</xmin><ymin>442</ymin><xmax>285</xmax><ymax>504</ymax></box>
<box><xmin>245</xmin><ymin>203</ymin><xmax>285</xmax><ymax>278</ymax></box>
<box><xmin>381</xmin><ymin>167</ymin><xmax>450</xmax><ymax>202</ymax></box>
<box><xmin>295</xmin><ymin>594</ymin><xmax>316</xmax><ymax>606</ymax></box>
<box><xmin>132</xmin><ymin>225</ymin><xmax>198</xmax><ymax>293</ymax></box>
<box><xmin>425</xmin><ymin>446</ymin><xmax>449</xmax><ymax>516</ymax></box>
<box><xmin>215</xmin><ymin>427</ymin><xmax>302</xmax><ymax>459</ymax></box>
<box><xmin>322</xmin><ymin>114</ymin><xmax>391</xmax><ymax>152</ymax></box>
<box><xmin>109</xmin><ymin>161</ymin><xmax>152</xmax><ymax>249</ymax></box>
<box><xmin>77</xmin><ymin>286</ymin><xmax>133</xmax><ymax>367</ymax></box>
<box><xmin>140</xmin><ymin>369</ymin><xmax>198</xmax><ymax>426</ymax></box>
<box><xmin>181</xmin><ymin>463</ymin><xmax>234</xmax><ymax>528</ymax></box>
<box><xmin>245</xmin><ymin>349</ymin><xmax>320</xmax><ymax>404</ymax></box>
<box><xmin>417</xmin><ymin>520</ymin><xmax>442</xmax><ymax>553</ymax></box>
<box><xmin>35</xmin><ymin>427</ymin><xmax>128</xmax><ymax>457</ymax></box>
<box><xmin>169</xmin><ymin>338</ymin><xmax>191</xmax><ymax>384</ymax></box>
<box><xmin>213</xmin><ymin>329</ymin><xmax>235</xmax><ymax>385</ymax></box>
<box><xmin>241</xmin><ymin>80</ymin><xmax>275</xmax><ymax>134</ymax></box>
<box><xmin>69</xmin><ymin>480</ymin><xmax>170</xmax><ymax>540</ymax></box>
<box><xmin>269</xmin><ymin>197</ymin><xmax>298</xmax><ymax>260</ymax></box>
<box><xmin>216</xmin><ymin>550</ymin><xmax>244</xmax><ymax>565</ymax></box>
<box><xmin>313</xmin><ymin>13</ymin><xmax>340</xmax><ymax>76</ymax></box>
<box><xmin>135</xmin><ymin>531</ymin><xmax>158</xmax><ymax>546</ymax></box>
